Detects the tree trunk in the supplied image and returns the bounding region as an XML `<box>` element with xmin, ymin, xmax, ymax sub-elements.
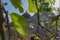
<box><xmin>0</xmin><ymin>0</ymin><xmax>5</xmax><ymax>40</ymax></box>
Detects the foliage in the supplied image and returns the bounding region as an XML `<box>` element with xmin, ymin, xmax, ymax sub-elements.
<box><xmin>10</xmin><ymin>0</ymin><xmax>57</xmax><ymax>38</ymax></box>
<box><xmin>11</xmin><ymin>0</ymin><xmax>24</xmax><ymax>13</ymax></box>
<box><xmin>38</xmin><ymin>0</ymin><xmax>55</xmax><ymax>13</ymax></box>
<box><xmin>10</xmin><ymin>0</ymin><xmax>55</xmax><ymax>13</ymax></box>
<box><xmin>0</xmin><ymin>0</ymin><xmax>60</xmax><ymax>40</ymax></box>
<box><xmin>10</xmin><ymin>13</ymin><xmax>27</xmax><ymax>37</ymax></box>
<box><xmin>45</xmin><ymin>0</ymin><xmax>55</xmax><ymax>4</ymax></box>
<box><xmin>27</xmin><ymin>0</ymin><xmax>55</xmax><ymax>13</ymax></box>
<box><xmin>29</xmin><ymin>23</ymin><xmax>34</xmax><ymax>28</ymax></box>
<box><xmin>57</xmin><ymin>17</ymin><xmax>60</xmax><ymax>26</ymax></box>
<box><xmin>51</xmin><ymin>16</ymin><xmax>60</xmax><ymax>26</ymax></box>
<box><xmin>40</xmin><ymin>21</ymin><xmax>44</xmax><ymax>27</ymax></box>
<box><xmin>28</xmin><ymin>0</ymin><xmax>37</xmax><ymax>13</ymax></box>
<box><xmin>34</xmin><ymin>36</ymin><xmax>40</xmax><ymax>40</ymax></box>
<box><xmin>51</xmin><ymin>21</ymin><xmax>56</xmax><ymax>26</ymax></box>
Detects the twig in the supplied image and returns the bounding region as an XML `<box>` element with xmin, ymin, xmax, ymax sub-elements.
<box><xmin>3</xmin><ymin>6</ymin><xmax>10</xmax><ymax>40</ymax></box>
<box><xmin>34</xmin><ymin>0</ymin><xmax>58</xmax><ymax>40</ymax></box>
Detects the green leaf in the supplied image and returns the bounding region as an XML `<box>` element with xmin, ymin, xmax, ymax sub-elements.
<box><xmin>45</xmin><ymin>0</ymin><xmax>53</xmax><ymax>4</ymax></box>
<box><xmin>29</xmin><ymin>23</ymin><xmax>34</xmax><ymax>28</ymax></box>
<box><xmin>51</xmin><ymin>21</ymin><xmax>56</xmax><ymax>26</ymax></box>
<box><xmin>10</xmin><ymin>13</ymin><xmax>27</xmax><ymax>37</ymax></box>
<box><xmin>34</xmin><ymin>36</ymin><xmax>40</xmax><ymax>40</ymax></box>
<box><xmin>11</xmin><ymin>0</ymin><xmax>24</xmax><ymax>13</ymax></box>
<box><xmin>18</xmin><ymin>5</ymin><xmax>24</xmax><ymax>13</ymax></box>
<box><xmin>40</xmin><ymin>21</ymin><xmax>44</xmax><ymax>27</ymax></box>
<box><xmin>28</xmin><ymin>0</ymin><xmax>37</xmax><ymax>13</ymax></box>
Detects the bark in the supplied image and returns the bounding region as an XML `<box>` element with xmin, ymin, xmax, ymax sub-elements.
<box><xmin>3</xmin><ymin>6</ymin><xmax>10</xmax><ymax>40</ymax></box>
<box><xmin>0</xmin><ymin>0</ymin><xmax>5</xmax><ymax>40</ymax></box>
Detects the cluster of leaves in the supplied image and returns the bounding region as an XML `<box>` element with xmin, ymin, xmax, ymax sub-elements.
<box><xmin>38</xmin><ymin>0</ymin><xmax>55</xmax><ymax>13</ymax></box>
<box><xmin>28</xmin><ymin>0</ymin><xmax>55</xmax><ymax>13</ymax></box>
<box><xmin>51</xmin><ymin>16</ymin><xmax>60</xmax><ymax>26</ymax></box>
<box><xmin>10</xmin><ymin>0</ymin><xmax>27</xmax><ymax>37</ymax></box>
<box><xmin>39</xmin><ymin>2</ymin><xmax>51</xmax><ymax>12</ymax></box>
<box><xmin>10</xmin><ymin>0</ymin><xmax>55</xmax><ymax>37</ymax></box>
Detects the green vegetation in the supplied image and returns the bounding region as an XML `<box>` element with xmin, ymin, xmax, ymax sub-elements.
<box><xmin>10</xmin><ymin>13</ymin><xmax>27</xmax><ymax>37</ymax></box>
<box><xmin>0</xmin><ymin>0</ymin><xmax>60</xmax><ymax>40</ymax></box>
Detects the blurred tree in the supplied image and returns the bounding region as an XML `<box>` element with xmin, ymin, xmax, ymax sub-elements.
<box><xmin>0</xmin><ymin>0</ymin><xmax>5</xmax><ymax>40</ymax></box>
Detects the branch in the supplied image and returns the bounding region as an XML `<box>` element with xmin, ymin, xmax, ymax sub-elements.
<box><xmin>34</xmin><ymin>0</ymin><xmax>58</xmax><ymax>40</ymax></box>
<box><xmin>51</xmin><ymin>14</ymin><xmax>60</xmax><ymax>24</ymax></box>
<box><xmin>3</xmin><ymin>6</ymin><xmax>10</xmax><ymax>40</ymax></box>
<box><xmin>35</xmin><ymin>0</ymin><xmax>40</xmax><ymax>33</ymax></box>
<box><xmin>0</xmin><ymin>1</ymin><xmax>5</xmax><ymax>40</ymax></box>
